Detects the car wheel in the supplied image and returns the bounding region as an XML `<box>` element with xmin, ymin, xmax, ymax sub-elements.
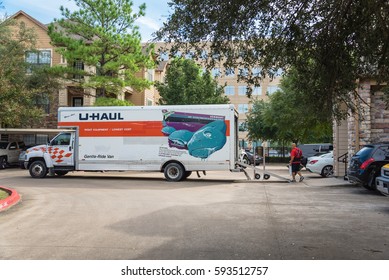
<box><xmin>164</xmin><ymin>162</ymin><xmax>185</xmax><ymax>182</ymax></box>
<box><xmin>243</xmin><ymin>156</ymin><xmax>250</xmax><ymax>165</ymax></box>
<box><xmin>0</xmin><ymin>157</ymin><xmax>6</xmax><ymax>169</ymax></box>
<box><xmin>321</xmin><ymin>165</ymin><xmax>333</xmax><ymax>177</ymax></box>
<box><xmin>29</xmin><ymin>160</ymin><xmax>47</xmax><ymax>178</ymax></box>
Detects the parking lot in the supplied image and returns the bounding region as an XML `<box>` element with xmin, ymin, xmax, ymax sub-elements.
<box><xmin>0</xmin><ymin>166</ymin><xmax>388</xmax><ymax>260</ymax></box>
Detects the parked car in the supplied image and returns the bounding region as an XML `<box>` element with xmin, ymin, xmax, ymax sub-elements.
<box><xmin>376</xmin><ymin>163</ymin><xmax>389</xmax><ymax>196</ymax></box>
<box><xmin>0</xmin><ymin>141</ymin><xmax>25</xmax><ymax>169</ymax></box>
<box><xmin>298</xmin><ymin>143</ymin><xmax>333</xmax><ymax>166</ymax></box>
<box><xmin>240</xmin><ymin>148</ymin><xmax>263</xmax><ymax>166</ymax></box>
<box><xmin>306</xmin><ymin>151</ymin><xmax>334</xmax><ymax>177</ymax></box>
<box><xmin>268</xmin><ymin>149</ymin><xmax>279</xmax><ymax>157</ymax></box>
<box><xmin>348</xmin><ymin>143</ymin><xmax>389</xmax><ymax>190</ymax></box>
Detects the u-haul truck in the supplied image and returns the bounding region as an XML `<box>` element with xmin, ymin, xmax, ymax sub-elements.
<box><xmin>24</xmin><ymin>104</ymin><xmax>240</xmax><ymax>181</ymax></box>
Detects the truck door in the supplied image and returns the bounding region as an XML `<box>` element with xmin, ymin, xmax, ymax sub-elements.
<box><xmin>48</xmin><ymin>132</ymin><xmax>74</xmax><ymax>166</ymax></box>
<box><xmin>7</xmin><ymin>142</ymin><xmax>20</xmax><ymax>164</ymax></box>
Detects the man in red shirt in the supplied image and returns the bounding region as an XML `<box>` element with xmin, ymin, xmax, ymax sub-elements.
<box><xmin>289</xmin><ymin>143</ymin><xmax>304</xmax><ymax>182</ymax></box>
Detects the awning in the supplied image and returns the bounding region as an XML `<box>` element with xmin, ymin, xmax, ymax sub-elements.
<box><xmin>0</xmin><ymin>128</ymin><xmax>75</xmax><ymax>134</ymax></box>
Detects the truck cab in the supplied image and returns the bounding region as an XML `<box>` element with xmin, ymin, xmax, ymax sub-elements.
<box><xmin>25</xmin><ymin>131</ymin><xmax>75</xmax><ymax>178</ymax></box>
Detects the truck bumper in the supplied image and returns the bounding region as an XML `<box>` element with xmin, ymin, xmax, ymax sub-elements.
<box><xmin>376</xmin><ymin>176</ymin><xmax>389</xmax><ymax>195</ymax></box>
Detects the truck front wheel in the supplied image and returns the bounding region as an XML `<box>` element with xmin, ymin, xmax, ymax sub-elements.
<box><xmin>29</xmin><ymin>160</ymin><xmax>47</xmax><ymax>178</ymax></box>
<box><xmin>164</xmin><ymin>162</ymin><xmax>185</xmax><ymax>182</ymax></box>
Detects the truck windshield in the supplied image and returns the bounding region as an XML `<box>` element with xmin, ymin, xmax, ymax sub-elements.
<box><xmin>0</xmin><ymin>142</ymin><xmax>7</xmax><ymax>149</ymax></box>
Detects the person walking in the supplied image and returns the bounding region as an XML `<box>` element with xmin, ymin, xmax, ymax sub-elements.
<box><xmin>289</xmin><ymin>143</ymin><xmax>304</xmax><ymax>182</ymax></box>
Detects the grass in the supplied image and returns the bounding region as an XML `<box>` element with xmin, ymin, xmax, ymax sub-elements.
<box><xmin>0</xmin><ymin>189</ymin><xmax>9</xmax><ymax>200</ymax></box>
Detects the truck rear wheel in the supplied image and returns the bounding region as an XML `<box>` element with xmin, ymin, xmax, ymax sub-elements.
<box><xmin>164</xmin><ymin>162</ymin><xmax>185</xmax><ymax>182</ymax></box>
<box><xmin>29</xmin><ymin>160</ymin><xmax>47</xmax><ymax>178</ymax></box>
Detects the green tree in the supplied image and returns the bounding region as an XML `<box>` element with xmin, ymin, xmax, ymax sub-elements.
<box><xmin>155</xmin><ymin>58</ymin><xmax>229</xmax><ymax>105</ymax></box>
<box><xmin>0</xmin><ymin>18</ymin><xmax>59</xmax><ymax>127</ymax></box>
<box><xmin>94</xmin><ymin>97</ymin><xmax>133</xmax><ymax>106</ymax></box>
<box><xmin>247</xmin><ymin>68</ymin><xmax>333</xmax><ymax>144</ymax></box>
<box><xmin>156</xmin><ymin>0</ymin><xmax>389</xmax><ymax>119</ymax></box>
<box><xmin>48</xmin><ymin>0</ymin><xmax>154</xmax><ymax>98</ymax></box>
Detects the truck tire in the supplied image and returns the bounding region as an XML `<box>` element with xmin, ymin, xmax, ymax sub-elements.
<box><xmin>164</xmin><ymin>162</ymin><xmax>185</xmax><ymax>182</ymax></box>
<box><xmin>0</xmin><ymin>157</ymin><xmax>6</xmax><ymax>169</ymax></box>
<box><xmin>29</xmin><ymin>160</ymin><xmax>47</xmax><ymax>178</ymax></box>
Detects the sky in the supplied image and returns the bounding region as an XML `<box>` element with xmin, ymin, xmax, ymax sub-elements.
<box><xmin>0</xmin><ymin>0</ymin><xmax>171</xmax><ymax>42</ymax></box>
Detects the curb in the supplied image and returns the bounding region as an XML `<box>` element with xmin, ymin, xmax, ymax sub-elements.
<box><xmin>0</xmin><ymin>186</ymin><xmax>21</xmax><ymax>212</ymax></box>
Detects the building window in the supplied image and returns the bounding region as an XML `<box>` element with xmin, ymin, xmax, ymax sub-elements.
<box><xmin>252</xmin><ymin>86</ymin><xmax>262</xmax><ymax>95</ymax></box>
<box><xmin>25</xmin><ymin>50</ymin><xmax>51</xmax><ymax>73</ymax></box>
<box><xmin>35</xmin><ymin>93</ymin><xmax>50</xmax><ymax>114</ymax></box>
<box><xmin>267</xmin><ymin>85</ymin><xmax>281</xmax><ymax>95</ymax></box>
<box><xmin>185</xmin><ymin>51</ymin><xmax>195</xmax><ymax>59</ymax></box>
<box><xmin>60</xmin><ymin>55</ymin><xmax>67</xmax><ymax>64</ymax></box>
<box><xmin>212</xmin><ymin>68</ymin><xmax>221</xmax><ymax>77</ymax></box>
<box><xmin>238</xmin><ymin>86</ymin><xmax>247</xmax><ymax>95</ymax></box>
<box><xmin>252</xmin><ymin>67</ymin><xmax>261</xmax><ymax>77</ymax></box>
<box><xmin>238</xmin><ymin>68</ymin><xmax>249</xmax><ymax>77</ymax></box>
<box><xmin>212</xmin><ymin>51</ymin><xmax>221</xmax><ymax>59</ymax></box>
<box><xmin>238</xmin><ymin>121</ymin><xmax>248</xmax><ymax>132</ymax></box>
<box><xmin>159</xmin><ymin>51</ymin><xmax>169</xmax><ymax>61</ymax></box>
<box><xmin>72</xmin><ymin>97</ymin><xmax>83</xmax><ymax>107</ymax></box>
<box><xmin>238</xmin><ymin>104</ymin><xmax>249</xmax><ymax>114</ymax></box>
<box><xmin>73</xmin><ymin>60</ymin><xmax>84</xmax><ymax>79</ymax></box>
<box><xmin>147</xmin><ymin>69</ymin><xmax>154</xmax><ymax>81</ymax></box>
<box><xmin>200</xmin><ymin>50</ymin><xmax>208</xmax><ymax>60</ymax></box>
<box><xmin>224</xmin><ymin>86</ymin><xmax>235</xmax><ymax>96</ymax></box>
<box><xmin>275</xmin><ymin>68</ymin><xmax>283</xmax><ymax>77</ymax></box>
<box><xmin>146</xmin><ymin>98</ymin><xmax>153</xmax><ymax>106</ymax></box>
<box><xmin>0</xmin><ymin>134</ymin><xmax>9</xmax><ymax>141</ymax></box>
<box><xmin>225</xmin><ymin>68</ymin><xmax>235</xmax><ymax>77</ymax></box>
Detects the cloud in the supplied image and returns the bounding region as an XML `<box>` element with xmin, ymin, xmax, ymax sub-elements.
<box><xmin>136</xmin><ymin>16</ymin><xmax>160</xmax><ymax>31</ymax></box>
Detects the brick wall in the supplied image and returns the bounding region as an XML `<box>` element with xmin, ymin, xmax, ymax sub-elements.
<box><xmin>347</xmin><ymin>79</ymin><xmax>389</xmax><ymax>160</ymax></box>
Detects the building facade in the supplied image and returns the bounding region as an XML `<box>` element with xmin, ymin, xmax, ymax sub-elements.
<box><xmin>333</xmin><ymin>79</ymin><xmax>389</xmax><ymax>177</ymax></box>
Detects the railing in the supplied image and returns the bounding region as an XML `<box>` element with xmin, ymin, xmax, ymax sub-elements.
<box><xmin>338</xmin><ymin>152</ymin><xmax>348</xmax><ymax>180</ymax></box>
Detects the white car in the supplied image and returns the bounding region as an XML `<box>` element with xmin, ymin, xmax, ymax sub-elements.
<box><xmin>306</xmin><ymin>151</ymin><xmax>334</xmax><ymax>177</ymax></box>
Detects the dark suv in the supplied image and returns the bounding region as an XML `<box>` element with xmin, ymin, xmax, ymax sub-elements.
<box><xmin>348</xmin><ymin>143</ymin><xmax>389</xmax><ymax>190</ymax></box>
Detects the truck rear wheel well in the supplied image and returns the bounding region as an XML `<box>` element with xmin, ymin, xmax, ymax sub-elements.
<box><xmin>161</xmin><ymin>160</ymin><xmax>185</xmax><ymax>173</ymax></box>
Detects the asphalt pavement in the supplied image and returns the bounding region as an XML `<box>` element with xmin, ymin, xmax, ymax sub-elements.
<box><xmin>0</xmin><ymin>165</ymin><xmax>388</xmax><ymax>260</ymax></box>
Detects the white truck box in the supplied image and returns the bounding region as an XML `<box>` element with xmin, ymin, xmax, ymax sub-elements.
<box><xmin>25</xmin><ymin>104</ymin><xmax>239</xmax><ymax>181</ymax></box>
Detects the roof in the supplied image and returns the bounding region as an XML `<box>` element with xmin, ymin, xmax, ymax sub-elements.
<box><xmin>9</xmin><ymin>10</ymin><xmax>48</xmax><ymax>32</ymax></box>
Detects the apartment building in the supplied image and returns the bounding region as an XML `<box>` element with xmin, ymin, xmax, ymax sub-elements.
<box><xmin>7</xmin><ymin>11</ymin><xmax>281</xmax><ymax>147</ymax></box>
<box><xmin>9</xmin><ymin>11</ymin><xmax>60</xmax><ymax>130</ymax></box>
<box><xmin>10</xmin><ymin>11</ymin><xmax>163</xmax><ymax>114</ymax></box>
